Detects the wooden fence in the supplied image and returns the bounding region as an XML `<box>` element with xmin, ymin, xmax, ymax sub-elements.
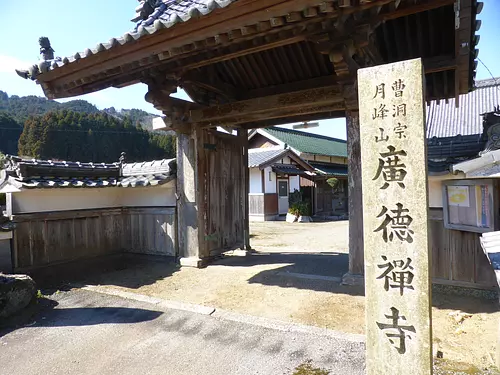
<box><xmin>249</xmin><ymin>193</ymin><xmax>278</xmax><ymax>217</ymax></box>
<box><xmin>11</xmin><ymin>207</ymin><xmax>176</xmax><ymax>271</ymax></box>
<box><xmin>430</xmin><ymin>208</ymin><xmax>497</xmax><ymax>289</ymax></box>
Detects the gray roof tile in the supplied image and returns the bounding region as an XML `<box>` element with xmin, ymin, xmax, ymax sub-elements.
<box><xmin>1</xmin><ymin>156</ymin><xmax>176</xmax><ymax>189</ymax></box>
<box><xmin>248</xmin><ymin>148</ymin><xmax>288</xmax><ymax>168</ymax></box>
<box><xmin>426</xmin><ymin>77</ymin><xmax>500</xmax><ymax>138</ymax></box>
<box><xmin>122</xmin><ymin>159</ymin><xmax>175</xmax><ymax>176</ymax></box>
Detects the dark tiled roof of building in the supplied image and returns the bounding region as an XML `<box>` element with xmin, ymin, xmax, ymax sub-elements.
<box><xmin>426</xmin><ymin>77</ymin><xmax>500</xmax><ymax>138</ymax></box>
<box><xmin>271</xmin><ymin>164</ymin><xmax>308</xmax><ymax>176</ymax></box>
<box><xmin>427</xmin><ymin>134</ymin><xmax>486</xmax><ymax>160</ymax></box>
<box><xmin>309</xmin><ymin>162</ymin><xmax>348</xmax><ymax>177</ymax></box>
<box><xmin>0</xmin><ymin>156</ymin><xmax>176</xmax><ymax>189</ymax></box>
<box><xmin>261</xmin><ymin>128</ymin><xmax>347</xmax><ymax>158</ymax></box>
<box><xmin>248</xmin><ymin>148</ymin><xmax>288</xmax><ymax>168</ymax></box>
<box><xmin>38</xmin><ymin>0</ymin><xmax>237</xmax><ymax>73</ymax></box>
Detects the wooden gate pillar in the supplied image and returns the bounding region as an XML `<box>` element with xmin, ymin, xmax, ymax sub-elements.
<box><xmin>237</xmin><ymin>129</ymin><xmax>251</xmax><ymax>251</ymax></box>
<box><xmin>342</xmin><ymin>109</ymin><xmax>365</xmax><ymax>285</ymax></box>
<box><xmin>176</xmin><ymin>128</ymin><xmax>207</xmax><ymax>267</ymax></box>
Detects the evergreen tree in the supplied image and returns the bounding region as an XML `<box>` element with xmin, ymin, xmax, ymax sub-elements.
<box><xmin>0</xmin><ymin>112</ymin><xmax>22</xmax><ymax>155</ymax></box>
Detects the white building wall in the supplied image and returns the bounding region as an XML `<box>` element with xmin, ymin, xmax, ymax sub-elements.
<box><xmin>264</xmin><ymin>167</ymin><xmax>277</xmax><ymax>193</ymax></box>
<box><xmin>249</xmin><ymin>168</ymin><xmax>262</xmax><ymax>193</ymax></box>
<box><xmin>11</xmin><ymin>181</ymin><xmax>176</xmax><ymax>214</ymax></box>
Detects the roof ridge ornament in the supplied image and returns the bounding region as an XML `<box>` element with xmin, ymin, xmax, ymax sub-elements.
<box><xmin>15</xmin><ymin>37</ymin><xmax>60</xmax><ymax>81</ymax></box>
<box><xmin>132</xmin><ymin>0</ymin><xmax>162</xmax><ymax>23</ymax></box>
<box><xmin>480</xmin><ymin>106</ymin><xmax>500</xmax><ymax>155</ymax></box>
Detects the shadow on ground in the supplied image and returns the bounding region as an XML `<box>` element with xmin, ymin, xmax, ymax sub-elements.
<box><xmin>432</xmin><ymin>292</ymin><xmax>499</xmax><ymax>314</ymax></box>
<box><xmin>29</xmin><ymin>253</ymin><xmax>180</xmax><ymax>292</ymax></box>
<box><xmin>0</xmin><ymin>296</ymin><xmax>162</xmax><ymax>337</ymax></box>
<box><xmin>27</xmin><ymin>251</ymin><xmax>498</xmax><ymax>314</ymax></box>
<box><xmin>214</xmin><ymin>251</ymin><xmax>348</xmax><ymax>276</ymax></box>
<box><xmin>37</xmin><ymin>306</ymin><xmax>163</xmax><ymax>327</ymax></box>
<box><xmin>213</xmin><ymin>250</ymin><xmax>365</xmax><ymax>296</ymax></box>
<box><xmin>249</xmin><ymin>267</ymin><xmax>365</xmax><ymax>295</ymax></box>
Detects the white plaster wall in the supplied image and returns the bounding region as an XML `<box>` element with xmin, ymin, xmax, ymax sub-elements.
<box><xmin>249</xmin><ymin>168</ymin><xmax>262</xmax><ymax>193</ymax></box>
<box><xmin>282</xmin><ymin>156</ymin><xmax>291</xmax><ymax>164</ymax></box>
<box><xmin>289</xmin><ymin>175</ymin><xmax>300</xmax><ymax>192</ymax></box>
<box><xmin>11</xmin><ymin>181</ymin><xmax>176</xmax><ymax>214</ymax></box>
<box><xmin>264</xmin><ymin>167</ymin><xmax>277</xmax><ymax>193</ymax></box>
<box><xmin>121</xmin><ymin>185</ymin><xmax>176</xmax><ymax>207</ymax></box>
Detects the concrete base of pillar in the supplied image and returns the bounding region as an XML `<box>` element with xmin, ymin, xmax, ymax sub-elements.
<box><xmin>341</xmin><ymin>272</ymin><xmax>365</xmax><ymax>286</ymax></box>
<box><xmin>179</xmin><ymin>257</ymin><xmax>206</xmax><ymax>268</ymax></box>
<box><xmin>232</xmin><ymin>249</ymin><xmax>252</xmax><ymax>257</ymax></box>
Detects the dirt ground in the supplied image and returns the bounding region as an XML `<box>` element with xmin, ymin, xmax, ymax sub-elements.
<box><xmin>57</xmin><ymin>220</ymin><xmax>498</xmax><ymax>370</ymax></box>
<box><xmin>249</xmin><ymin>220</ymin><xmax>349</xmax><ymax>253</ymax></box>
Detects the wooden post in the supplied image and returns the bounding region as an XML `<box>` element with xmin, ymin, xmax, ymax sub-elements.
<box><xmin>238</xmin><ymin>129</ymin><xmax>251</xmax><ymax>250</ymax></box>
<box><xmin>342</xmin><ymin>109</ymin><xmax>365</xmax><ymax>285</ymax></box>
<box><xmin>177</xmin><ymin>130</ymin><xmax>205</xmax><ymax>267</ymax></box>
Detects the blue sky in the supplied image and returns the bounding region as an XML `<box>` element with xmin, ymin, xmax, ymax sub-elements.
<box><xmin>1</xmin><ymin>0</ymin><xmax>499</xmax><ymax>140</ymax></box>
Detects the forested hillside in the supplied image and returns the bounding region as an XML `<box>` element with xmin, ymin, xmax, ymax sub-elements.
<box><xmin>0</xmin><ymin>90</ymin><xmax>158</xmax><ymax>130</ymax></box>
<box><xmin>0</xmin><ymin>91</ymin><xmax>99</xmax><ymax>124</ymax></box>
<box><xmin>18</xmin><ymin>110</ymin><xmax>175</xmax><ymax>162</ymax></box>
<box><xmin>0</xmin><ymin>91</ymin><xmax>176</xmax><ymax>162</ymax></box>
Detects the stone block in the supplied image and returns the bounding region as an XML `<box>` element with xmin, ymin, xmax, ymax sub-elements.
<box><xmin>341</xmin><ymin>272</ymin><xmax>365</xmax><ymax>286</ymax></box>
<box><xmin>298</xmin><ymin>216</ymin><xmax>312</xmax><ymax>223</ymax></box>
<box><xmin>179</xmin><ymin>257</ymin><xmax>205</xmax><ymax>268</ymax></box>
<box><xmin>0</xmin><ymin>273</ymin><xmax>37</xmax><ymax>319</ymax></box>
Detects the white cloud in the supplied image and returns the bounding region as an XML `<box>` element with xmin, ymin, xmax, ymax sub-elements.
<box><xmin>0</xmin><ymin>55</ymin><xmax>32</xmax><ymax>74</ymax></box>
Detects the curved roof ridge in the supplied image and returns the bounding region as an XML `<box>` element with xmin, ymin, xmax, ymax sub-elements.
<box><xmin>475</xmin><ymin>77</ymin><xmax>500</xmax><ymax>88</ymax></box>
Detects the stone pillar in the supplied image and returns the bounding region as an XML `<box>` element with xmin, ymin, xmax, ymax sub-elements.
<box><xmin>359</xmin><ymin>58</ymin><xmax>432</xmax><ymax>375</ymax></box>
<box><xmin>342</xmin><ymin>109</ymin><xmax>365</xmax><ymax>286</ymax></box>
<box><xmin>177</xmin><ymin>130</ymin><xmax>205</xmax><ymax>267</ymax></box>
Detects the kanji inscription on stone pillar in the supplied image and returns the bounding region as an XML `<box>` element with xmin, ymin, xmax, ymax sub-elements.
<box><xmin>358</xmin><ymin>58</ymin><xmax>432</xmax><ymax>375</ymax></box>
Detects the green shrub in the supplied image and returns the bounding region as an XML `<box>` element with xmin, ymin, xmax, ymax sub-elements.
<box><xmin>289</xmin><ymin>201</ymin><xmax>309</xmax><ymax>216</ymax></box>
<box><xmin>289</xmin><ymin>189</ymin><xmax>302</xmax><ymax>206</ymax></box>
<box><xmin>326</xmin><ymin>177</ymin><xmax>339</xmax><ymax>190</ymax></box>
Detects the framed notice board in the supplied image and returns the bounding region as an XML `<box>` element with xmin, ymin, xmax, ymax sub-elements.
<box><xmin>442</xmin><ymin>179</ymin><xmax>498</xmax><ymax>233</ymax></box>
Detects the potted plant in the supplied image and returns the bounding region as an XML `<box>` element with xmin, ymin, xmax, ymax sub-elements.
<box><xmin>287</xmin><ymin>189</ymin><xmax>312</xmax><ymax>223</ymax></box>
